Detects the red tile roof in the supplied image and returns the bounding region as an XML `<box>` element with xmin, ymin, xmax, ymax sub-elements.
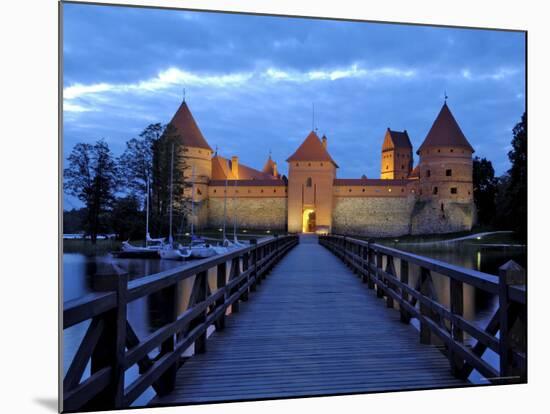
<box><xmin>209</xmin><ymin>179</ymin><xmax>286</xmax><ymax>187</ymax></box>
<box><xmin>286</xmin><ymin>131</ymin><xmax>338</xmax><ymax>167</ymax></box>
<box><xmin>334</xmin><ymin>178</ymin><xmax>410</xmax><ymax>186</ymax></box>
<box><xmin>382</xmin><ymin>129</ymin><xmax>412</xmax><ymax>151</ymax></box>
<box><xmin>417</xmin><ymin>102</ymin><xmax>474</xmax><ymax>154</ymax></box>
<box><xmin>166</xmin><ymin>101</ymin><xmax>212</xmax><ymax>151</ymax></box>
<box><xmin>211</xmin><ymin>155</ymin><xmax>278</xmax><ymax>181</ymax></box>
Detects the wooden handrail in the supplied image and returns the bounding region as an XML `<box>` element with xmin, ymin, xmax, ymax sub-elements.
<box><xmin>319</xmin><ymin>234</ymin><xmax>526</xmax><ymax>385</ymax></box>
<box><xmin>62</xmin><ymin>234</ymin><xmax>299</xmax><ymax>412</ymax></box>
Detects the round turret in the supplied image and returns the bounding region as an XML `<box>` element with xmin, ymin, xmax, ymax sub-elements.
<box><xmin>417</xmin><ymin>103</ymin><xmax>474</xmax><ymax>204</ymax></box>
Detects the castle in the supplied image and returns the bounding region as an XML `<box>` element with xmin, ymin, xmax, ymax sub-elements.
<box><xmin>166</xmin><ymin>99</ymin><xmax>475</xmax><ymax>237</ymax></box>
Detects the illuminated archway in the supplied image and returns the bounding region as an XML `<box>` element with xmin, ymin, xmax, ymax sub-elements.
<box><xmin>302</xmin><ymin>208</ymin><xmax>316</xmax><ymax>233</ymax></box>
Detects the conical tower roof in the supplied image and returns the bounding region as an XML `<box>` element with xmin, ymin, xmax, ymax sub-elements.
<box><xmin>417</xmin><ymin>102</ymin><xmax>474</xmax><ymax>154</ymax></box>
<box><xmin>166</xmin><ymin>101</ymin><xmax>212</xmax><ymax>151</ymax></box>
<box><xmin>286</xmin><ymin>131</ymin><xmax>338</xmax><ymax>167</ymax></box>
<box><xmin>262</xmin><ymin>155</ymin><xmax>277</xmax><ymax>175</ymax></box>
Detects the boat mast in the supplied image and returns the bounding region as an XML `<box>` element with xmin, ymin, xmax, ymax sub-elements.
<box><xmin>223</xmin><ymin>178</ymin><xmax>228</xmax><ymax>241</ymax></box>
<box><xmin>169</xmin><ymin>143</ymin><xmax>174</xmax><ymax>245</ymax></box>
<box><xmin>190</xmin><ymin>165</ymin><xmax>196</xmax><ymax>237</ymax></box>
<box><xmin>233</xmin><ymin>179</ymin><xmax>237</xmax><ymax>241</ymax></box>
<box><xmin>145</xmin><ymin>176</ymin><xmax>150</xmax><ymax>247</ymax></box>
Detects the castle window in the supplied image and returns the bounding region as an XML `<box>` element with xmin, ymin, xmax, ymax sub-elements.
<box><xmin>273</xmin><ymin>189</ymin><xmax>276</xmax><ymax>193</ymax></box>
<box><xmin>308</xmin><ymin>163</ymin><xmax>311</xmax><ymax>167</ymax></box>
<box><xmin>438</xmin><ymin>149</ymin><xmax>441</xmax><ymax>153</ymax></box>
<box><xmin>362</xmin><ymin>188</ymin><xmax>365</xmax><ymax>192</ymax></box>
<box><xmin>306</xmin><ymin>177</ymin><xmax>312</xmax><ymax>187</ymax></box>
<box><xmin>213</xmin><ymin>189</ymin><xmax>216</xmax><ymax>193</ymax></box>
<box><xmin>349</xmin><ymin>188</ymin><xmax>352</xmax><ymax>192</ymax></box>
<box><xmin>386</xmin><ymin>165</ymin><xmax>389</xmax><ymax>170</ymax></box>
<box><xmin>321</xmin><ymin>163</ymin><xmax>323</xmax><ymax>166</ymax></box>
<box><xmin>296</xmin><ymin>163</ymin><xmax>299</xmax><ymax>166</ymax></box>
<box><xmin>433</xmin><ymin>186</ymin><xmax>438</xmax><ymax>195</ymax></box>
<box><xmin>450</xmin><ymin>187</ymin><xmax>458</xmax><ymax>194</ymax></box>
<box><xmin>261</xmin><ymin>189</ymin><xmax>264</xmax><ymax>193</ymax></box>
<box><xmin>248</xmin><ymin>189</ymin><xmax>251</xmax><ymax>193</ymax></box>
<box><xmin>426</xmin><ymin>170</ymin><xmax>431</xmax><ymax>177</ymax></box>
<box><xmin>401</xmin><ymin>165</ymin><xmax>405</xmax><ymax>169</ymax></box>
<box><xmin>446</xmin><ymin>169</ymin><xmax>452</xmax><ymax>176</ymax></box>
<box><xmin>450</xmin><ymin>149</ymin><xmax>454</xmax><ymax>153</ymax></box>
<box><xmin>401</xmin><ymin>188</ymin><xmax>404</xmax><ymax>193</ymax></box>
<box><xmin>388</xmin><ymin>188</ymin><xmax>392</xmax><ymax>192</ymax></box>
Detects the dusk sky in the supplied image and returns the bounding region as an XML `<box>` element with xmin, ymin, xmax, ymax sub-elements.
<box><xmin>62</xmin><ymin>3</ymin><xmax>525</xmax><ymax>208</ymax></box>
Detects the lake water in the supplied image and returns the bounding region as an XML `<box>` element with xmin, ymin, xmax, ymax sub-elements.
<box><xmin>62</xmin><ymin>241</ymin><xmax>526</xmax><ymax>404</ymax></box>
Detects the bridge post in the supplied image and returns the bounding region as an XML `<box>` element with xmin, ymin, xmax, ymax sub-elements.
<box><xmin>88</xmin><ymin>263</ymin><xmax>128</xmax><ymax>410</ymax></box>
<box><xmin>450</xmin><ymin>278</ymin><xmax>464</xmax><ymax>376</ymax></box>
<box><xmin>250</xmin><ymin>239</ymin><xmax>258</xmax><ymax>290</ymax></box>
<box><xmin>498</xmin><ymin>260</ymin><xmax>527</xmax><ymax>382</ymax></box>
<box><xmin>230</xmin><ymin>257</ymin><xmax>241</xmax><ymax>313</ymax></box>
<box><xmin>155</xmin><ymin>274</ymin><xmax>182</xmax><ymax>395</ymax></box>
<box><xmin>419</xmin><ymin>267</ymin><xmax>432</xmax><ymax>345</ymax></box>
<box><xmin>191</xmin><ymin>271</ymin><xmax>208</xmax><ymax>355</ymax></box>
<box><xmin>384</xmin><ymin>256</ymin><xmax>396</xmax><ymax>308</ymax></box>
<box><xmin>360</xmin><ymin>245</ymin><xmax>368</xmax><ymax>283</ymax></box>
<box><xmin>242</xmin><ymin>250</ymin><xmax>250</xmax><ymax>301</ymax></box>
<box><xmin>376</xmin><ymin>252</ymin><xmax>384</xmax><ymax>299</ymax></box>
<box><xmin>215</xmin><ymin>261</ymin><xmax>227</xmax><ymax>331</ymax></box>
<box><xmin>366</xmin><ymin>240</ymin><xmax>375</xmax><ymax>289</ymax></box>
<box><xmin>399</xmin><ymin>259</ymin><xmax>410</xmax><ymax>323</ymax></box>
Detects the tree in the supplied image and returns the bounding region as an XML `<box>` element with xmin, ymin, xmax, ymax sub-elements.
<box><xmin>110</xmin><ymin>195</ymin><xmax>144</xmax><ymax>241</ymax></box>
<box><xmin>118</xmin><ymin>123</ymin><xmax>163</xmax><ymax>206</ymax></box>
<box><xmin>506</xmin><ymin>113</ymin><xmax>527</xmax><ymax>240</ymax></box>
<box><xmin>472</xmin><ymin>156</ymin><xmax>497</xmax><ymax>225</ymax></box>
<box><xmin>493</xmin><ymin>113</ymin><xmax>527</xmax><ymax>240</ymax></box>
<box><xmin>150</xmin><ymin>125</ymin><xmax>192</xmax><ymax>238</ymax></box>
<box><xmin>64</xmin><ymin>140</ymin><xmax>119</xmax><ymax>243</ymax></box>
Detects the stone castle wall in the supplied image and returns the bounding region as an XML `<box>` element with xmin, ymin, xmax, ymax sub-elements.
<box><xmin>208</xmin><ymin>197</ymin><xmax>287</xmax><ymax>230</ymax></box>
<box><xmin>332</xmin><ymin>196</ymin><xmax>416</xmax><ymax>237</ymax></box>
<box><xmin>410</xmin><ymin>199</ymin><xmax>475</xmax><ymax>235</ymax></box>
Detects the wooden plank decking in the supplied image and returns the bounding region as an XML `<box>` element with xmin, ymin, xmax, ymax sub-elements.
<box><xmin>152</xmin><ymin>235</ymin><xmax>466</xmax><ymax>406</ymax></box>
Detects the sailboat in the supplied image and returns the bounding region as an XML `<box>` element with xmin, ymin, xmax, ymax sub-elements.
<box><xmin>211</xmin><ymin>179</ymin><xmax>231</xmax><ymax>255</ymax></box>
<box><xmin>159</xmin><ymin>144</ymin><xmax>191</xmax><ymax>261</ymax></box>
<box><xmin>231</xmin><ymin>179</ymin><xmax>247</xmax><ymax>247</ymax></box>
<box><xmin>181</xmin><ymin>165</ymin><xmax>217</xmax><ymax>259</ymax></box>
<box><xmin>114</xmin><ymin>178</ymin><xmax>166</xmax><ymax>258</ymax></box>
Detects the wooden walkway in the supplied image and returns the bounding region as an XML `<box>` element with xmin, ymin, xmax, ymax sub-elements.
<box><xmin>152</xmin><ymin>235</ymin><xmax>466</xmax><ymax>406</ymax></box>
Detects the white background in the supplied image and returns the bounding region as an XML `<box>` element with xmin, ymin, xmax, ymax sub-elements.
<box><xmin>0</xmin><ymin>0</ymin><xmax>547</xmax><ymax>413</ymax></box>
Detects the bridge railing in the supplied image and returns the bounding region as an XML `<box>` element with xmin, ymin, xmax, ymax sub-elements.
<box><xmin>62</xmin><ymin>234</ymin><xmax>299</xmax><ymax>412</ymax></box>
<box><xmin>319</xmin><ymin>234</ymin><xmax>526</xmax><ymax>384</ymax></box>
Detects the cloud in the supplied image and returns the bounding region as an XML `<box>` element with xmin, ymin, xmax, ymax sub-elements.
<box><xmin>460</xmin><ymin>67</ymin><xmax>520</xmax><ymax>81</ymax></box>
<box><xmin>64</xmin><ymin>63</ymin><xmax>418</xmax><ymax>111</ymax></box>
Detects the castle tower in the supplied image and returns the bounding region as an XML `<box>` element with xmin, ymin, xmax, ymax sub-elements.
<box><xmin>262</xmin><ymin>154</ymin><xmax>279</xmax><ymax>178</ymax></box>
<box><xmin>417</xmin><ymin>102</ymin><xmax>474</xmax><ymax>204</ymax></box>
<box><xmin>380</xmin><ymin>128</ymin><xmax>413</xmax><ymax>179</ymax></box>
<box><xmin>165</xmin><ymin>100</ymin><xmax>213</xmax><ymax>228</ymax></box>
<box><xmin>286</xmin><ymin>131</ymin><xmax>338</xmax><ymax>233</ymax></box>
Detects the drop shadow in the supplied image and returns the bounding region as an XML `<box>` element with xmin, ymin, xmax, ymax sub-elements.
<box><xmin>34</xmin><ymin>397</ymin><xmax>58</xmax><ymax>412</ymax></box>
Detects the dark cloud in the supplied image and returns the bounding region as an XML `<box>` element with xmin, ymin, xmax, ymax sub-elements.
<box><xmin>62</xmin><ymin>2</ymin><xmax>526</xmax><ymax>194</ymax></box>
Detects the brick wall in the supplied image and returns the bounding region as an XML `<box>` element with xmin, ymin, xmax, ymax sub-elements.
<box><xmin>208</xmin><ymin>197</ymin><xmax>287</xmax><ymax>230</ymax></box>
<box><xmin>332</xmin><ymin>196</ymin><xmax>415</xmax><ymax>237</ymax></box>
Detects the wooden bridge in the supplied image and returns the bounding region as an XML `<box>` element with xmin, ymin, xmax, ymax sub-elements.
<box><xmin>62</xmin><ymin>234</ymin><xmax>526</xmax><ymax>412</ymax></box>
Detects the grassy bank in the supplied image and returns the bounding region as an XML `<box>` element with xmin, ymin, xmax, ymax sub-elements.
<box><xmin>351</xmin><ymin>226</ymin><xmax>523</xmax><ymax>246</ymax></box>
